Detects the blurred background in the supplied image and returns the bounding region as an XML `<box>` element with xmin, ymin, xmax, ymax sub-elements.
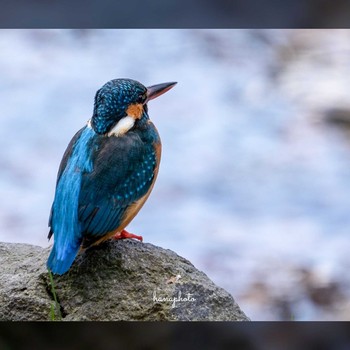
<box><xmin>1</xmin><ymin>29</ymin><xmax>350</xmax><ymax>321</ymax></box>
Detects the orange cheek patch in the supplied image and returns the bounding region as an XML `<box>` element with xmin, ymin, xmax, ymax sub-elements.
<box><xmin>126</xmin><ymin>103</ymin><xmax>143</xmax><ymax>119</ymax></box>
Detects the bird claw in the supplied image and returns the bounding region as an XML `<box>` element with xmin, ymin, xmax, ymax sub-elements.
<box><xmin>113</xmin><ymin>229</ymin><xmax>143</xmax><ymax>242</ymax></box>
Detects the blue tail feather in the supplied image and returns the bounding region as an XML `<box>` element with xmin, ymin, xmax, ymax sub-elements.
<box><xmin>47</xmin><ymin>242</ymin><xmax>80</xmax><ymax>275</ymax></box>
<box><xmin>47</xmin><ymin>126</ymin><xmax>95</xmax><ymax>275</ymax></box>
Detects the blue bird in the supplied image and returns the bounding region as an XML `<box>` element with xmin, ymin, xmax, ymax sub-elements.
<box><xmin>47</xmin><ymin>78</ymin><xmax>177</xmax><ymax>275</ymax></box>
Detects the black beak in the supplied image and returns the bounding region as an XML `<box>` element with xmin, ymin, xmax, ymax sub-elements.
<box><xmin>146</xmin><ymin>82</ymin><xmax>177</xmax><ymax>103</ymax></box>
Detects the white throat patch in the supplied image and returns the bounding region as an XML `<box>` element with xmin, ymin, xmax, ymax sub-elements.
<box><xmin>108</xmin><ymin>116</ymin><xmax>135</xmax><ymax>137</ymax></box>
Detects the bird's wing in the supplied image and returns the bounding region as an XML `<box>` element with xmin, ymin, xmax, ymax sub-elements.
<box><xmin>48</xmin><ymin>127</ymin><xmax>86</xmax><ymax>239</ymax></box>
<box><xmin>78</xmin><ymin>131</ymin><xmax>158</xmax><ymax>244</ymax></box>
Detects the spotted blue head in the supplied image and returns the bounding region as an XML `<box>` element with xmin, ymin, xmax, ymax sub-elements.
<box><xmin>91</xmin><ymin>78</ymin><xmax>177</xmax><ymax>135</ymax></box>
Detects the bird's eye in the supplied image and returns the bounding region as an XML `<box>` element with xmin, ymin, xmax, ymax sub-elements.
<box><xmin>137</xmin><ymin>93</ymin><xmax>147</xmax><ymax>103</ymax></box>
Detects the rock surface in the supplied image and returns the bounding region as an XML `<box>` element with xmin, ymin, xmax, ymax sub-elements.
<box><xmin>0</xmin><ymin>240</ymin><xmax>249</xmax><ymax>321</ymax></box>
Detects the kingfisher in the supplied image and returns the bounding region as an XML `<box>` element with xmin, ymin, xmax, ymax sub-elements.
<box><xmin>47</xmin><ymin>78</ymin><xmax>177</xmax><ymax>275</ymax></box>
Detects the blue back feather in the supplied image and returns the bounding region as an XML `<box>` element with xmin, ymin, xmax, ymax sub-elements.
<box><xmin>47</xmin><ymin>126</ymin><xmax>95</xmax><ymax>274</ymax></box>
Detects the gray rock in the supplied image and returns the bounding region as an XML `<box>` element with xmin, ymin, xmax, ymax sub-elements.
<box><xmin>0</xmin><ymin>242</ymin><xmax>52</xmax><ymax>321</ymax></box>
<box><xmin>0</xmin><ymin>240</ymin><xmax>249</xmax><ymax>321</ymax></box>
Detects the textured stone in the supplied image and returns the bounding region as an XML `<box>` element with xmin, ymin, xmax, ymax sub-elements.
<box><xmin>0</xmin><ymin>240</ymin><xmax>249</xmax><ymax>321</ymax></box>
<box><xmin>0</xmin><ymin>243</ymin><xmax>52</xmax><ymax>321</ymax></box>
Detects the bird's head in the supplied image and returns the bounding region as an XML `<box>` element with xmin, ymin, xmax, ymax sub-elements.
<box><xmin>91</xmin><ymin>78</ymin><xmax>177</xmax><ymax>135</ymax></box>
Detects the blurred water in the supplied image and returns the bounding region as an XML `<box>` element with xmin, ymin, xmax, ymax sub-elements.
<box><xmin>1</xmin><ymin>29</ymin><xmax>350</xmax><ymax>320</ymax></box>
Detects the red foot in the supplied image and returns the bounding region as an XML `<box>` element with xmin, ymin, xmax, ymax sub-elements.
<box><xmin>113</xmin><ymin>229</ymin><xmax>143</xmax><ymax>242</ymax></box>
